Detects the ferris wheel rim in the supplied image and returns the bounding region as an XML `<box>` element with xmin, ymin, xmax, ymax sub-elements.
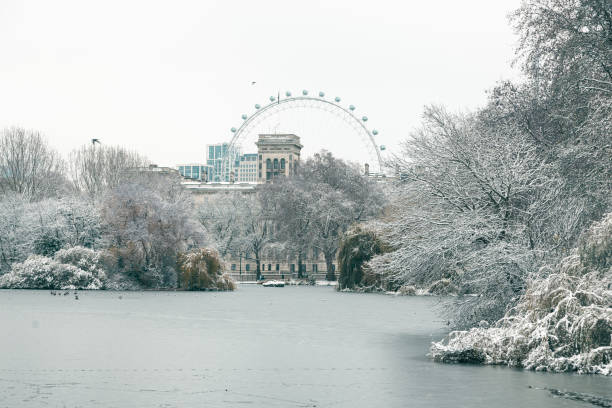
<box><xmin>226</xmin><ymin>95</ymin><xmax>383</xmax><ymax>173</ymax></box>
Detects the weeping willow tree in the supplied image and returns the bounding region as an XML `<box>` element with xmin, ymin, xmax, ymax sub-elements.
<box><xmin>337</xmin><ymin>227</ymin><xmax>390</xmax><ymax>290</ymax></box>
<box><xmin>177</xmin><ymin>248</ymin><xmax>235</xmax><ymax>291</ymax></box>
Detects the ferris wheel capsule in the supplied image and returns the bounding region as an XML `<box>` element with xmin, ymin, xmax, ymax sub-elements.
<box><xmin>372</xmin><ymin>129</ymin><xmax>378</xmax><ymax>135</ymax></box>
<box><xmin>241</xmin><ymin>114</ymin><xmax>247</xmax><ymax>120</ymax></box>
<box><xmin>302</xmin><ymin>90</ymin><xmax>308</xmax><ymax>95</ymax></box>
<box><xmin>286</xmin><ymin>91</ymin><xmax>292</xmax><ymax>97</ymax></box>
<box><xmin>270</xmin><ymin>96</ymin><xmax>276</xmax><ymax>102</ymax></box>
<box><xmin>349</xmin><ymin>105</ymin><xmax>355</xmax><ymax>111</ymax></box>
<box><xmin>255</xmin><ymin>104</ymin><xmax>261</xmax><ymax>109</ymax></box>
<box><xmin>362</xmin><ymin>116</ymin><xmax>368</xmax><ymax>122</ymax></box>
<box><xmin>334</xmin><ymin>97</ymin><xmax>341</xmax><ymax>102</ymax></box>
<box><xmin>231</xmin><ymin>127</ymin><xmax>237</xmax><ymax>133</ymax></box>
<box><xmin>380</xmin><ymin>145</ymin><xmax>386</xmax><ymax>150</ymax></box>
<box><xmin>319</xmin><ymin>91</ymin><xmax>325</xmax><ymax>97</ymax></box>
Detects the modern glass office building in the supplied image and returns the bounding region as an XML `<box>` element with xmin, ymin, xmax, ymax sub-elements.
<box><xmin>177</xmin><ymin>164</ymin><xmax>212</xmax><ymax>182</ymax></box>
<box><xmin>206</xmin><ymin>143</ymin><xmax>240</xmax><ymax>182</ymax></box>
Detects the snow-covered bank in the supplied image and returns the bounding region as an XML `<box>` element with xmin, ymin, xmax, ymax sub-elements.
<box><xmin>0</xmin><ymin>247</ymin><xmax>107</xmax><ymax>290</ymax></box>
<box><xmin>0</xmin><ymin>246</ymin><xmax>237</xmax><ymax>291</ymax></box>
<box><xmin>389</xmin><ymin>280</ymin><xmax>459</xmax><ymax>296</ymax></box>
<box><xmin>430</xmin><ymin>214</ymin><xmax>612</xmax><ymax>375</ymax></box>
<box><xmin>338</xmin><ymin>280</ymin><xmax>458</xmax><ymax>296</ymax></box>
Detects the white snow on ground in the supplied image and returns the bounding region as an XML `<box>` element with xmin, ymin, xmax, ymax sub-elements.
<box><xmin>315</xmin><ymin>280</ymin><xmax>338</xmax><ymax>286</ymax></box>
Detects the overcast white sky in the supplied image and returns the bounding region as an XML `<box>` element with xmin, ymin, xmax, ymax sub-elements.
<box><xmin>0</xmin><ymin>0</ymin><xmax>522</xmax><ymax>167</ymax></box>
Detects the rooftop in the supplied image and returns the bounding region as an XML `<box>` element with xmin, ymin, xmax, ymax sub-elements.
<box><xmin>256</xmin><ymin>134</ymin><xmax>302</xmax><ymax>148</ymax></box>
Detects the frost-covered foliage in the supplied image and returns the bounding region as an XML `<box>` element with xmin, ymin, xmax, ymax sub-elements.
<box><xmin>337</xmin><ymin>227</ymin><xmax>390</xmax><ymax>290</ymax></box>
<box><xmin>0</xmin><ymin>127</ymin><xmax>68</xmax><ymax>199</ymax></box>
<box><xmin>367</xmin><ymin>0</ymin><xmax>611</xmax><ymax>328</ymax></box>
<box><xmin>102</xmin><ymin>177</ymin><xmax>206</xmax><ymax>288</ymax></box>
<box><xmin>54</xmin><ymin>246</ymin><xmax>107</xmax><ymax>281</ymax></box>
<box><xmin>369</xmin><ymin>108</ymin><xmax>554</xmax><ymax>326</ymax></box>
<box><xmin>69</xmin><ymin>144</ymin><xmax>148</xmax><ymax>197</ymax></box>
<box><xmin>579</xmin><ymin>211</ymin><xmax>612</xmax><ymax>271</ymax></box>
<box><xmin>0</xmin><ymin>195</ymin><xmax>102</xmax><ymax>273</ymax></box>
<box><xmin>199</xmin><ymin>152</ymin><xmax>384</xmax><ymax>282</ymax></box>
<box><xmin>430</xmin><ymin>214</ymin><xmax>612</xmax><ymax>375</ymax></box>
<box><xmin>257</xmin><ymin>151</ymin><xmax>384</xmax><ymax>280</ymax></box>
<box><xmin>0</xmin><ymin>130</ymin><xmax>208</xmax><ymax>291</ymax></box>
<box><xmin>0</xmin><ymin>252</ymin><xmax>105</xmax><ymax>290</ymax></box>
<box><xmin>178</xmin><ymin>248</ymin><xmax>235</xmax><ymax>291</ymax></box>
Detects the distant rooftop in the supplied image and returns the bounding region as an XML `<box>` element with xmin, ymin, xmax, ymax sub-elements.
<box><xmin>256</xmin><ymin>133</ymin><xmax>302</xmax><ymax>148</ymax></box>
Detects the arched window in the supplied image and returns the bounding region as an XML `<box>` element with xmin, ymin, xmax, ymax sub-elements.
<box><xmin>266</xmin><ymin>158</ymin><xmax>272</xmax><ymax>170</ymax></box>
<box><xmin>280</xmin><ymin>158</ymin><xmax>285</xmax><ymax>169</ymax></box>
<box><xmin>273</xmin><ymin>158</ymin><xmax>279</xmax><ymax>169</ymax></box>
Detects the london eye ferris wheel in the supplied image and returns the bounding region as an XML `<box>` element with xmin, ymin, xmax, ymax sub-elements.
<box><xmin>221</xmin><ymin>90</ymin><xmax>387</xmax><ymax>178</ymax></box>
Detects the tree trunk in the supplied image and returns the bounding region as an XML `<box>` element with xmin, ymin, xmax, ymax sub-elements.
<box><xmin>255</xmin><ymin>257</ymin><xmax>261</xmax><ymax>281</ymax></box>
<box><xmin>325</xmin><ymin>252</ymin><xmax>336</xmax><ymax>281</ymax></box>
<box><xmin>297</xmin><ymin>251</ymin><xmax>303</xmax><ymax>278</ymax></box>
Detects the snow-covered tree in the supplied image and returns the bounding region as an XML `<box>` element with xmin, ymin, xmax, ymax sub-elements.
<box><xmin>198</xmin><ymin>194</ymin><xmax>250</xmax><ymax>257</ymax></box>
<box><xmin>69</xmin><ymin>144</ymin><xmax>148</xmax><ymax>197</ymax></box>
<box><xmin>430</xmin><ymin>213</ymin><xmax>612</xmax><ymax>375</ymax></box>
<box><xmin>199</xmin><ymin>193</ymin><xmax>272</xmax><ymax>280</ymax></box>
<box><xmin>0</xmin><ymin>252</ymin><xmax>105</xmax><ymax>290</ymax></box>
<box><xmin>101</xmin><ymin>174</ymin><xmax>205</xmax><ymax>288</ymax></box>
<box><xmin>0</xmin><ymin>127</ymin><xmax>67</xmax><ymax>200</ymax></box>
<box><xmin>368</xmin><ymin>0</ymin><xmax>611</xmax><ymax>329</ymax></box>
<box><xmin>369</xmin><ymin>105</ymin><xmax>561</xmax><ymax>326</ymax></box>
<box><xmin>261</xmin><ymin>151</ymin><xmax>384</xmax><ymax>280</ymax></box>
<box><xmin>0</xmin><ymin>194</ymin><xmax>102</xmax><ymax>274</ymax></box>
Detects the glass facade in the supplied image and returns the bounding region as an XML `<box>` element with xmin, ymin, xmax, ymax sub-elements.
<box><xmin>177</xmin><ymin>164</ymin><xmax>211</xmax><ymax>181</ymax></box>
<box><xmin>206</xmin><ymin>143</ymin><xmax>240</xmax><ymax>182</ymax></box>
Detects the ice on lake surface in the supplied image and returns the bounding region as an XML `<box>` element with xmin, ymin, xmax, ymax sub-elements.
<box><xmin>1</xmin><ymin>286</ymin><xmax>611</xmax><ymax>407</ymax></box>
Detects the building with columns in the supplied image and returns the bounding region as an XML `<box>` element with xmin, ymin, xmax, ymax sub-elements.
<box><xmin>256</xmin><ymin>134</ymin><xmax>302</xmax><ymax>183</ymax></box>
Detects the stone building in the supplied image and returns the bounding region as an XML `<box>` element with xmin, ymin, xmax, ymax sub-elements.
<box><xmin>256</xmin><ymin>134</ymin><xmax>302</xmax><ymax>183</ymax></box>
<box><xmin>225</xmin><ymin>249</ymin><xmax>336</xmax><ymax>283</ymax></box>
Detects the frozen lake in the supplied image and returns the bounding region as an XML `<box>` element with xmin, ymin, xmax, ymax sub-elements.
<box><xmin>1</xmin><ymin>286</ymin><xmax>610</xmax><ymax>407</ymax></box>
